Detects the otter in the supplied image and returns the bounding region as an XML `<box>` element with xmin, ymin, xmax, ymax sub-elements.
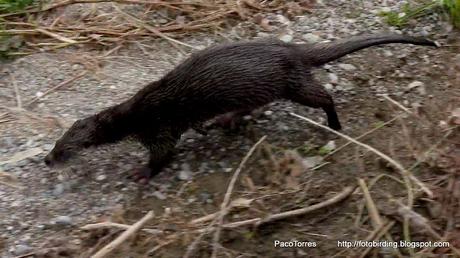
<box><xmin>44</xmin><ymin>34</ymin><xmax>437</xmax><ymax>181</ymax></box>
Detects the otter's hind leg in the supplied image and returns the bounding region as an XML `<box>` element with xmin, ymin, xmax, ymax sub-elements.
<box><xmin>287</xmin><ymin>78</ymin><xmax>342</xmax><ymax>130</ymax></box>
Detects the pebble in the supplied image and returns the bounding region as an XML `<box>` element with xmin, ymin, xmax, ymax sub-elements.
<box><xmin>338</xmin><ymin>63</ymin><xmax>357</xmax><ymax>71</ymax></box>
<box><xmin>380</xmin><ymin>7</ymin><xmax>391</xmax><ymax>13</ymax></box>
<box><xmin>153</xmin><ymin>191</ymin><xmax>167</xmax><ymax>200</ymax></box>
<box><xmin>302</xmin><ymin>33</ymin><xmax>321</xmax><ymax>43</ymax></box>
<box><xmin>407</xmin><ymin>81</ymin><xmax>426</xmax><ymax>95</ymax></box>
<box><xmin>328</xmin><ymin>73</ymin><xmax>339</xmax><ymax>84</ymax></box>
<box><xmin>264</xmin><ymin>110</ymin><xmax>273</xmax><ymax>116</ymax></box>
<box><xmin>178</xmin><ymin>170</ymin><xmax>191</xmax><ymax>181</ymax></box>
<box><xmin>96</xmin><ymin>174</ymin><xmax>107</xmax><ymax>181</ymax></box>
<box><xmin>302</xmin><ymin>156</ymin><xmax>323</xmax><ymax>168</ymax></box>
<box><xmin>198</xmin><ymin>192</ymin><xmax>212</xmax><ymax>203</ymax></box>
<box><xmin>54</xmin><ymin>215</ymin><xmax>72</xmax><ymax>226</ymax></box>
<box><xmin>279</xmin><ymin>34</ymin><xmax>293</xmax><ymax>43</ymax></box>
<box><xmin>322</xmin><ymin>141</ymin><xmax>336</xmax><ymax>151</ymax></box>
<box><xmin>11</xmin><ymin>244</ymin><xmax>33</xmax><ymax>256</ymax></box>
<box><xmin>324</xmin><ymin>83</ymin><xmax>333</xmax><ymax>90</ymax></box>
<box><xmin>52</xmin><ymin>183</ymin><xmax>65</xmax><ymax>196</ymax></box>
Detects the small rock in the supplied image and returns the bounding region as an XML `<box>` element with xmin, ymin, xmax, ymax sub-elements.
<box><xmin>158</xmin><ymin>18</ymin><xmax>168</xmax><ymax>24</ymax></box>
<box><xmin>328</xmin><ymin>73</ymin><xmax>339</xmax><ymax>84</ymax></box>
<box><xmin>264</xmin><ymin>110</ymin><xmax>273</xmax><ymax>116</ymax></box>
<box><xmin>35</xmin><ymin>91</ymin><xmax>44</xmax><ymax>98</ymax></box>
<box><xmin>276</xmin><ymin>14</ymin><xmax>290</xmax><ymax>26</ymax></box>
<box><xmin>243</xmin><ymin>115</ymin><xmax>252</xmax><ymax>121</ymax></box>
<box><xmin>323</xmin><ymin>141</ymin><xmax>336</xmax><ymax>151</ymax></box>
<box><xmin>72</xmin><ymin>64</ymin><xmax>82</xmax><ymax>70</ymax></box>
<box><xmin>54</xmin><ymin>215</ymin><xmax>72</xmax><ymax>226</ymax></box>
<box><xmin>198</xmin><ymin>192</ymin><xmax>212</xmax><ymax>203</ymax></box>
<box><xmin>53</xmin><ymin>183</ymin><xmax>65</xmax><ymax>196</ymax></box>
<box><xmin>302</xmin><ymin>156</ymin><xmax>323</xmax><ymax>168</ymax></box>
<box><xmin>324</xmin><ymin>83</ymin><xmax>334</xmax><ymax>90</ymax></box>
<box><xmin>96</xmin><ymin>174</ymin><xmax>107</xmax><ymax>181</ymax></box>
<box><xmin>302</xmin><ymin>33</ymin><xmax>321</xmax><ymax>43</ymax></box>
<box><xmin>178</xmin><ymin>170</ymin><xmax>191</xmax><ymax>181</ymax></box>
<box><xmin>381</xmin><ymin>7</ymin><xmax>391</xmax><ymax>13</ymax></box>
<box><xmin>43</xmin><ymin>144</ymin><xmax>54</xmax><ymax>151</ymax></box>
<box><xmin>338</xmin><ymin>63</ymin><xmax>356</xmax><ymax>71</ymax></box>
<box><xmin>407</xmin><ymin>81</ymin><xmax>426</xmax><ymax>95</ymax></box>
<box><xmin>12</xmin><ymin>244</ymin><xmax>33</xmax><ymax>256</ymax></box>
<box><xmin>153</xmin><ymin>191</ymin><xmax>167</xmax><ymax>200</ymax></box>
<box><xmin>279</xmin><ymin>34</ymin><xmax>293</xmax><ymax>43</ymax></box>
<box><xmin>383</xmin><ymin>50</ymin><xmax>393</xmax><ymax>57</ymax></box>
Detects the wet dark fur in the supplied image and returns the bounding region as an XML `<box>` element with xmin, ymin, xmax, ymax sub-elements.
<box><xmin>44</xmin><ymin>34</ymin><xmax>437</xmax><ymax>179</ymax></box>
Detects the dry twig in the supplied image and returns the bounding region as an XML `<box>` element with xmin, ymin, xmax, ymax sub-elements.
<box><xmin>81</xmin><ymin>221</ymin><xmax>163</xmax><ymax>234</ymax></box>
<box><xmin>211</xmin><ymin>135</ymin><xmax>266</xmax><ymax>258</ymax></box>
<box><xmin>91</xmin><ymin>210</ymin><xmax>154</xmax><ymax>258</ymax></box>
<box><xmin>193</xmin><ymin>185</ymin><xmax>356</xmax><ymax>233</ymax></box>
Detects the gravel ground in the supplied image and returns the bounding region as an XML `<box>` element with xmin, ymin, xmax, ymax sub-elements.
<box><xmin>0</xmin><ymin>0</ymin><xmax>458</xmax><ymax>257</ymax></box>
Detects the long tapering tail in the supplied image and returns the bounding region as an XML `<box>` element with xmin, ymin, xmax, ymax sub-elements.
<box><xmin>305</xmin><ymin>34</ymin><xmax>437</xmax><ymax>66</ymax></box>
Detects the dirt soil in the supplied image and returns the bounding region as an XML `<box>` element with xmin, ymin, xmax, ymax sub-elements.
<box><xmin>1</xmin><ymin>0</ymin><xmax>459</xmax><ymax>257</ymax></box>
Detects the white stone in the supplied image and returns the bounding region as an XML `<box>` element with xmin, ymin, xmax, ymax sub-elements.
<box><xmin>279</xmin><ymin>34</ymin><xmax>293</xmax><ymax>43</ymax></box>
<box><xmin>338</xmin><ymin>63</ymin><xmax>357</xmax><ymax>71</ymax></box>
<box><xmin>302</xmin><ymin>33</ymin><xmax>321</xmax><ymax>43</ymax></box>
<box><xmin>328</xmin><ymin>73</ymin><xmax>339</xmax><ymax>84</ymax></box>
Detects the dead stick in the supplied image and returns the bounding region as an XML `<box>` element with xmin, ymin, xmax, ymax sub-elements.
<box><xmin>11</xmin><ymin>74</ymin><xmax>22</xmax><ymax>108</ymax></box>
<box><xmin>35</xmin><ymin>28</ymin><xmax>78</xmax><ymax>44</ymax></box>
<box><xmin>289</xmin><ymin>112</ymin><xmax>432</xmax><ymax>200</ymax></box>
<box><xmin>194</xmin><ymin>185</ymin><xmax>355</xmax><ymax>233</ymax></box>
<box><xmin>359</xmin><ymin>221</ymin><xmax>396</xmax><ymax>258</ymax></box>
<box><xmin>210</xmin><ymin>135</ymin><xmax>266</xmax><ymax>258</ymax></box>
<box><xmin>358</xmin><ymin>178</ymin><xmax>382</xmax><ymax>228</ymax></box>
<box><xmin>91</xmin><ymin>211</ymin><xmax>154</xmax><ymax>258</ymax></box>
<box><xmin>382</xmin><ymin>95</ymin><xmax>413</xmax><ymax>115</ymax></box>
<box><xmin>81</xmin><ymin>221</ymin><xmax>162</xmax><ymax>234</ymax></box>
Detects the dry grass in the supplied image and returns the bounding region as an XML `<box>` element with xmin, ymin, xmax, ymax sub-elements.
<box><xmin>0</xmin><ymin>0</ymin><xmax>315</xmax><ymax>57</ymax></box>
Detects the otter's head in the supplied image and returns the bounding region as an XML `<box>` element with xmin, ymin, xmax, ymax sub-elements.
<box><xmin>44</xmin><ymin>116</ymin><xmax>98</xmax><ymax>167</ymax></box>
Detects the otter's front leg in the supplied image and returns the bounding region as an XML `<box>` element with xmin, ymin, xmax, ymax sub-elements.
<box><xmin>131</xmin><ymin>129</ymin><xmax>180</xmax><ymax>183</ymax></box>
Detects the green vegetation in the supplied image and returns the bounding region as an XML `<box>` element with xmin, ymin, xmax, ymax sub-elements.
<box><xmin>443</xmin><ymin>0</ymin><xmax>460</xmax><ymax>27</ymax></box>
<box><xmin>0</xmin><ymin>0</ymin><xmax>35</xmax><ymax>59</ymax></box>
<box><xmin>380</xmin><ymin>0</ymin><xmax>460</xmax><ymax>28</ymax></box>
<box><xmin>0</xmin><ymin>0</ymin><xmax>34</xmax><ymax>13</ymax></box>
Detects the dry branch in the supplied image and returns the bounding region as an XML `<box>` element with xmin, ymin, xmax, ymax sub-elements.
<box><xmin>11</xmin><ymin>74</ymin><xmax>22</xmax><ymax>108</ymax></box>
<box><xmin>91</xmin><ymin>210</ymin><xmax>154</xmax><ymax>258</ymax></box>
<box><xmin>81</xmin><ymin>221</ymin><xmax>163</xmax><ymax>234</ymax></box>
<box><xmin>382</xmin><ymin>94</ymin><xmax>413</xmax><ymax>115</ymax></box>
<box><xmin>194</xmin><ymin>185</ymin><xmax>356</xmax><ymax>232</ymax></box>
<box><xmin>358</xmin><ymin>178</ymin><xmax>382</xmax><ymax>228</ymax></box>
